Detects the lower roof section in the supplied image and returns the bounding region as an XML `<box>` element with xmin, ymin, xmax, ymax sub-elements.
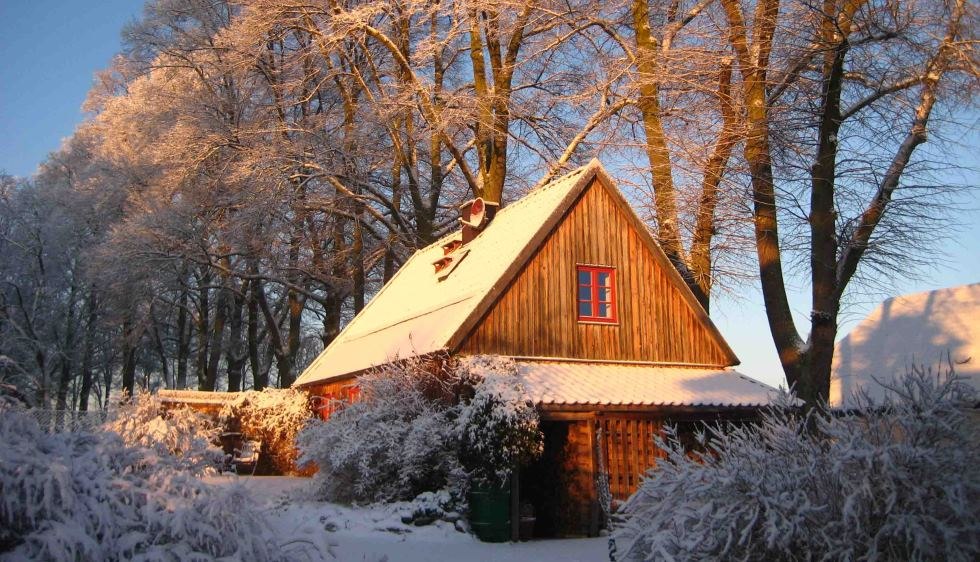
<box><xmin>158</xmin><ymin>389</ymin><xmax>241</xmax><ymax>406</ymax></box>
<box><xmin>515</xmin><ymin>360</ymin><xmax>780</xmax><ymax>410</ymax></box>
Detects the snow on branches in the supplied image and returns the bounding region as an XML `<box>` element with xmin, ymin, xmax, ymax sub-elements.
<box><xmin>220</xmin><ymin>388</ymin><xmax>312</xmax><ymax>475</ymax></box>
<box><xmin>296</xmin><ymin>355</ymin><xmax>543</xmax><ymax>505</ymax></box>
<box><xmin>297</xmin><ymin>357</ymin><xmax>464</xmax><ymax>504</ymax></box>
<box><xmin>103</xmin><ymin>390</ymin><xmax>224</xmax><ymax>475</ymax></box>
<box><xmin>611</xmin><ymin>367</ymin><xmax>980</xmax><ymax>562</ymax></box>
<box><xmin>457</xmin><ymin>356</ymin><xmax>543</xmax><ymax>489</ymax></box>
<box><xmin>0</xmin><ymin>402</ymin><xmax>284</xmax><ymax>561</ymax></box>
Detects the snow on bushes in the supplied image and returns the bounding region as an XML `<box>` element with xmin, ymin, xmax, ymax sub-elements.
<box><xmin>297</xmin><ymin>355</ymin><xmax>543</xmax><ymax>505</ymax></box>
<box><xmin>0</xmin><ymin>402</ymin><xmax>285</xmax><ymax>561</ymax></box>
<box><xmin>457</xmin><ymin>356</ymin><xmax>543</xmax><ymax>488</ymax></box>
<box><xmin>103</xmin><ymin>390</ymin><xmax>223</xmax><ymax>475</ymax></box>
<box><xmin>611</xmin><ymin>367</ymin><xmax>980</xmax><ymax>562</ymax></box>
<box><xmin>220</xmin><ymin>388</ymin><xmax>312</xmax><ymax>475</ymax></box>
<box><xmin>297</xmin><ymin>357</ymin><xmax>464</xmax><ymax>504</ymax></box>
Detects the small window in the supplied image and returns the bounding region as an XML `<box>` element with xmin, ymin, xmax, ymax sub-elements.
<box><xmin>576</xmin><ymin>265</ymin><xmax>617</xmax><ymax>323</ymax></box>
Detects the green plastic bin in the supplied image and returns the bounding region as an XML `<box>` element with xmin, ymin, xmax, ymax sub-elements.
<box><xmin>468</xmin><ymin>484</ymin><xmax>511</xmax><ymax>542</ymax></box>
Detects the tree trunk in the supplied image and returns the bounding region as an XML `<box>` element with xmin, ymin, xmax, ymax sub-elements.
<box><xmin>352</xmin><ymin>209</ymin><xmax>366</xmax><ymax>313</ymax></box>
<box><xmin>803</xmin><ymin>10</ymin><xmax>851</xmax><ymax>405</ymax></box>
<box><xmin>247</xmin><ymin>262</ymin><xmax>267</xmax><ymax>390</ymax></box>
<box><xmin>121</xmin><ymin>318</ymin><xmax>139</xmax><ymax>397</ymax></box>
<box><xmin>194</xmin><ymin>274</ymin><xmax>210</xmax><ymax>389</ymax></box>
<box><xmin>55</xmin><ymin>283</ymin><xmax>78</xmax><ymax>410</ymax></box>
<box><xmin>721</xmin><ymin>0</ymin><xmax>805</xmax><ymax>395</ymax></box>
<box><xmin>175</xmin><ymin>288</ymin><xmax>189</xmax><ymax>389</ymax></box>
<box><xmin>78</xmin><ymin>289</ymin><xmax>97</xmax><ymax>411</ymax></box>
<box><xmin>688</xmin><ymin>60</ymin><xmax>738</xmax><ymax>313</ymax></box>
<box><xmin>149</xmin><ymin>305</ymin><xmax>172</xmax><ymax>389</ymax></box>
<box><xmin>226</xmin><ymin>287</ymin><xmax>246</xmax><ymax>392</ymax></box>
<box><xmin>631</xmin><ymin>0</ymin><xmax>682</xmax><ymax>262</ymax></box>
<box><xmin>203</xmin><ymin>282</ymin><xmax>229</xmax><ymax>391</ymax></box>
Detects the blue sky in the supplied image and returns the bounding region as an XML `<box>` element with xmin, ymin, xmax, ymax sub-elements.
<box><xmin>0</xmin><ymin>0</ymin><xmax>143</xmax><ymax>177</ymax></box>
<box><xmin>0</xmin><ymin>1</ymin><xmax>976</xmax><ymax>388</ymax></box>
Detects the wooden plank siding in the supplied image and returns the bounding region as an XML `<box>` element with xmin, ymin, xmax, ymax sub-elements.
<box><xmin>303</xmin><ymin>377</ymin><xmax>360</xmax><ymax>419</ymax></box>
<box><xmin>460</xmin><ymin>179</ymin><xmax>732</xmax><ymax>366</ymax></box>
<box><xmin>598</xmin><ymin>416</ymin><xmax>666</xmax><ymax>501</ymax></box>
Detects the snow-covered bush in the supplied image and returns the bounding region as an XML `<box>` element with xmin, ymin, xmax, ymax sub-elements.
<box><xmin>0</xmin><ymin>402</ymin><xmax>285</xmax><ymax>561</ymax></box>
<box><xmin>297</xmin><ymin>358</ymin><xmax>464</xmax><ymax>503</ymax></box>
<box><xmin>297</xmin><ymin>355</ymin><xmax>543</xmax><ymax>504</ymax></box>
<box><xmin>457</xmin><ymin>356</ymin><xmax>543</xmax><ymax>488</ymax></box>
<box><xmin>219</xmin><ymin>388</ymin><xmax>312</xmax><ymax>475</ymax></box>
<box><xmin>103</xmin><ymin>390</ymin><xmax>223</xmax><ymax>475</ymax></box>
<box><xmin>611</xmin><ymin>368</ymin><xmax>980</xmax><ymax>562</ymax></box>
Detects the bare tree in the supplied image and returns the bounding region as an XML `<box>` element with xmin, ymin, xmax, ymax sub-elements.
<box><xmin>718</xmin><ymin>0</ymin><xmax>978</xmax><ymax>404</ymax></box>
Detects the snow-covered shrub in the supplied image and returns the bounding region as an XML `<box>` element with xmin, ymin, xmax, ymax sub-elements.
<box><xmin>0</xmin><ymin>402</ymin><xmax>285</xmax><ymax>561</ymax></box>
<box><xmin>611</xmin><ymin>368</ymin><xmax>980</xmax><ymax>562</ymax></box>
<box><xmin>220</xmin><ymin>388</ymin><xmax>312</xmax><ymax>475</ymax></box>
<box><xmin>297</xmin><ymin>358</ymin><xmax>464</xmax><ymax>503</ymax></box>
<box><xmin>297</xmin><ymin>355</ymin><xmax>543</xmax><ymax>505</ymax></box>
<box><xmin>398</xmin><ymin>489</ymin><xmax>466</xmax><ymax>528</ymax></box>
<box><xmin>457</xmin><ymin>356</ymin><xmax>543</xmax><ymax>488</ymax></box>
<box><xmin>103</xmin><ymin>390</ymin><xmax>223</xmax><ymax>475</ymax></box>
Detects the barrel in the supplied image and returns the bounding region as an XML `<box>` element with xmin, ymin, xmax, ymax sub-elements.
<box><xmin>468</xmin><ymin>484</ymin><xmax>511</xmax><ymax>542</ymax></box>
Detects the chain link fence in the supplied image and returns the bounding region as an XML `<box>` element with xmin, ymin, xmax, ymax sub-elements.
<box><xmin>23</xmin><ymin>409</ymin><xmax>111</xmax><ymax>433</ymax></box>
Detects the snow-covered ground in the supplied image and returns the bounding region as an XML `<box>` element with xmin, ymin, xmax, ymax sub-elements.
<box><xmin>204</xmin><ymin>475</ymin><xmax>608</xmax><ymax>562</ymax></box>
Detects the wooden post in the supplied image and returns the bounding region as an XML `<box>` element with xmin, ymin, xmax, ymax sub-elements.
<box><xmin>588</xmin><ymin>415</ymin><xmax>600</xmax><ymax>537</ymax></box>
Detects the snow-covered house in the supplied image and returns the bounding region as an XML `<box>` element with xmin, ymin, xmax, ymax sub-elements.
<box><xmin>830</xmin><ymin>283</ymin><xmax>980</xmax><ymax>409</ymax></box>
<box><xmin>294</xmin><ymin>160</ymin><xmax>777</xmax><ymax>536</ymax></box>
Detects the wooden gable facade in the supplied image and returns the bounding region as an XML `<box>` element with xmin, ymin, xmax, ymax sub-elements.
<box><xmin>457</xmin><ymin>175</ymin><xmax>737</xmax><ymax>368</ymax></box>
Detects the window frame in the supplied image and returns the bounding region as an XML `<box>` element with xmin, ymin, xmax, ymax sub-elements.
<box><xmin>575</xmin><ymin>264</ymin><xmax>618</xmax><ymax>324</ymax></box>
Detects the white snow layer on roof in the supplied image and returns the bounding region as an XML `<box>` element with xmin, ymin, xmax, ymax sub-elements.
<box><xmin>293</xmin><ymin>164</ymin><xmax>595</xmax><ymax>387</ymax></box>
<box><xmin>516</xmin><ymin>361</ymin><xmax>779</xmax><ymax>407</ymax></box>
<box><xmin>157</xmin><ymin>389</ymin><xmax>241</xmax><ymax>405</ymax></box>
<box><xmin>830</xmin><ymin>283</ymin><xmax>980</xmax><ymax>408</ymax></box>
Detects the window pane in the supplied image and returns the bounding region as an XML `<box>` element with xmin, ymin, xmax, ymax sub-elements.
<box><xmin>597</xmin><ymin>271</ymin><xmax>610</xmax><ymax>286</ymax></box>
<box><xmin>578</xmin><ymin>301</ymin><xmax>592</xmax><ymax>317</ymax></box>
<box><xmin>598</xmin><ymin>303</ymin><xmax>610</xmax><ymax>317</ymax></box>
<box><xmin>598</xmin><ymin>287</ymin><xmax>611</xmax><ymax>302</ymax></box>
<box><xmin>577</xmin><ymin>270</ymin><xmax>590</xmax><ymax>285</ymax></box>
<box><xmin>578</xmin><ymin>287</ymin><xmax>592</xmax><ymax>301</ymax></box>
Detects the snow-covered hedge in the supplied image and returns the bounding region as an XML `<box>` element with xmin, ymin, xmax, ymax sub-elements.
<box><xmin>103</xmin><ymin>390</ymin><xmax>224</xmax><ymax>475</ymax></box>
<box><xmin>611</xmin><ymin>369</ymin><xmax>980</xmax><ymax>562</ymax></box>
<box><xmin>220</xmin><ymin>388</ymin><xmax>312</xmax><ymax>475</ymax></box>
<box><xmin>297</xmin><ymin>355</ymin><xmax>543</xmax><ymax>504</ymax></box>
<box><xmin>0</xmin><ymin>403</ymin><xmax>285</xmax><ymax>561</ymax></box>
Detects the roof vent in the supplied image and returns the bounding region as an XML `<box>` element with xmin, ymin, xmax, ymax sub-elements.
<box><xmin>433</xmin><ymin>256</ymin><xmax>453</xmax><ymax>273</ymax></box>
<box><xmin>459</xmin><ymin>197</ymin><xmax>499</xmax><ymax>244</ymax></box>
<box><xmin>432</xmin><ymin>248</ymin><xmax>469</xmax><ymax>280</ymax></box>
<box><xmin>441</xmin><ymin>239</ymin><xmax>463</xmax><ymax>255</ymax></box>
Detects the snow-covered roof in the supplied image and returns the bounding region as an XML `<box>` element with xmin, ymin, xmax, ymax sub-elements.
<box><xmin>516</xmin><ymin>360</ymin><xmax>779</xmax><ymax>408</ymax></box>
<box><xmin>158</xmin><ymin>389</ymin><xmax>241</xmax><ymax>405</ymax></box>
<box><xmin>294</xmin><ymin>159</ymin><xmax>737</xmax><ymax>388</ymax></box>
<box><xmin>830</xmin><ymin>283</ymin><xmax>980</xmax><ymax>408</ymax></box>
<box><xmin>295</xmin><ymin>161</ymin><xmax>614</xmax><ymax>387</ymax></box>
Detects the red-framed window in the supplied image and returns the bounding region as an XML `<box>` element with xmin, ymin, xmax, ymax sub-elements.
<box><xmin>576</xmin><ymin>265</ymin><xmax>617</xmax><ymax>323</ymax></box>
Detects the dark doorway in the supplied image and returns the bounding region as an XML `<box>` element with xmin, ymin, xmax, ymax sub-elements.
<box><xmin>520</xmin><ymin>419</ymin><xmax>597</xmax><ymax>537</ymax></box>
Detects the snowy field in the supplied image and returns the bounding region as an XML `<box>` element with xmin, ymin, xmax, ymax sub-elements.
<box><xmin>204</xmin><ymin>475</ymin><xmax>608</xmax><ymax>562</ymax></box>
